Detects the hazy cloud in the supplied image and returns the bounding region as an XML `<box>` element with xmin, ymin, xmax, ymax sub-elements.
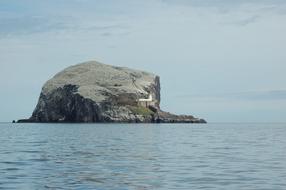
<box><xmin>161</xmin><ymin>0</ymin><xmax>286</xmax><ymax>8</ymax></box>
<box><xmin>2</xmin><ymin>0</ymin><xmax>282</xmax><ymax>38</ymax></box>
<box><xmin>177</xmin><ymin>90</ymin><xmax>286</xmax><ymax>101</ymax></box>
<box><xmin>222</xmin><ymin>15</ymin><xmax>260</xmax><ymax>26</ymax></box>
<box><xmin>0</xmin><ymin>0</ymin><xmax>131</xmax><ymax>38</ymax></box>
<box><xmin>0</xmin><ymin>15</ymin><xmax>128</xmax><ymax>38</ymax></box>
<box><xmin>0</xmin><ymin>16</ymin><xmax>58</xmax><ymax>37</ymax></box>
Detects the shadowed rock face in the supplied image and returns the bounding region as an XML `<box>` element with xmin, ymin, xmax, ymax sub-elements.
<box><xmin>18</xmin><ymin>61</ymin><xmax>206</xmax><ymax>123</ymax></box>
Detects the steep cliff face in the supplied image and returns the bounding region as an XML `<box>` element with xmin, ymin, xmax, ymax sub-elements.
<box><xmin>20</xmin><ymin>61</ymin><xmax>206</xmax><ymax>123</ymax></box>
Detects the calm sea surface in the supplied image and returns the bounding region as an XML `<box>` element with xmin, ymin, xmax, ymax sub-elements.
<box><xmin>0</xmin><ymin>123</ymin><xmax>285</xmax><ymax>190</ymax></box>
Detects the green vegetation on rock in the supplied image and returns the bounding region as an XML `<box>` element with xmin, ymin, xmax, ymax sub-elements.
<box><xmin>129</xmin><ymin>106</ymin><xmax>154</xmax><ymax>116</ymax></box>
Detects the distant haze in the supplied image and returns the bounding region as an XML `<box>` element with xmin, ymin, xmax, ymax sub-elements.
<box><xmin>0</xmin><ymin>0</ymin><xmax>286</xmax><ymax>122</ymax></box>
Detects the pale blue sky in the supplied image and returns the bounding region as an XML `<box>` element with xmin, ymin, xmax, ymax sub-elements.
<box><xmin>0</xmin><ymin>0</ymin><xmax>286</xmax><ymax>122</ymax></box>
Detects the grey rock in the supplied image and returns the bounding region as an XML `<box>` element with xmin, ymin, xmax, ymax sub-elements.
<box><xmin>19</xmin><ymin>61</ymin><xmax>206</xmax><ymax>123</ymax></box>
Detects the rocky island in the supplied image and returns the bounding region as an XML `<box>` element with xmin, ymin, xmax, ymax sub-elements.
<box><xmin>18</xmin><ymin>61</ymin><xmax>206</xmax><ymax>123</ymax></box>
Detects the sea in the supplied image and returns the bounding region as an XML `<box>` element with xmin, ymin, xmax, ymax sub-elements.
<box><xmin>0</xmin><ymin>123</ymin><xmax>285</xmax><ymax>190</ymax></box>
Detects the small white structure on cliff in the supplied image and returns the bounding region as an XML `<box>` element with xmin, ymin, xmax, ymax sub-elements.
<box><xmin>138</xmin><ymin>94</ymin><xmax>155</xmax><ymax>107</ymax></box>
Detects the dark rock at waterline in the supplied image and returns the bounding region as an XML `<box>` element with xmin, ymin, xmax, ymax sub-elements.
<box><xmin>18</xmin><ymin>61</ymin><xmax>206</xmax><ymax>123</ymax></box>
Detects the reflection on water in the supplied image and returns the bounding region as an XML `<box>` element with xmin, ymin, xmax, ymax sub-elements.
<box><xmin>0</xmin><ymin>123</ymin><xmax>286</xmax><ymax>189</ymax></box>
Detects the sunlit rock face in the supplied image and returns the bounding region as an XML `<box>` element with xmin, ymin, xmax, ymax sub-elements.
<box><xmin>19</xmin><ymin>61</ymin><xmax>205</xmax><ymax>123</ymax></box>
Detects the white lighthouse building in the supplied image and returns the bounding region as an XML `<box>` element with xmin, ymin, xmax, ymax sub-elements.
<box><xmin>138</xmin><ymin>93</ymin><xmax>156</xmax><ymax>108</ymax></box>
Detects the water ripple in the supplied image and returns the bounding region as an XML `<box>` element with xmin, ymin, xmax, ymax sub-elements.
<box><xmin>0</xmin><ymin>123</ymin><xmax>286</xmax><ymax>189</ymax></box>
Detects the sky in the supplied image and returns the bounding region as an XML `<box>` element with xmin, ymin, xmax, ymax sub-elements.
<box><xmin>0</xmin><ymin>0</ymin><xmax>286</xmax><ymax>122</ymax></box>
